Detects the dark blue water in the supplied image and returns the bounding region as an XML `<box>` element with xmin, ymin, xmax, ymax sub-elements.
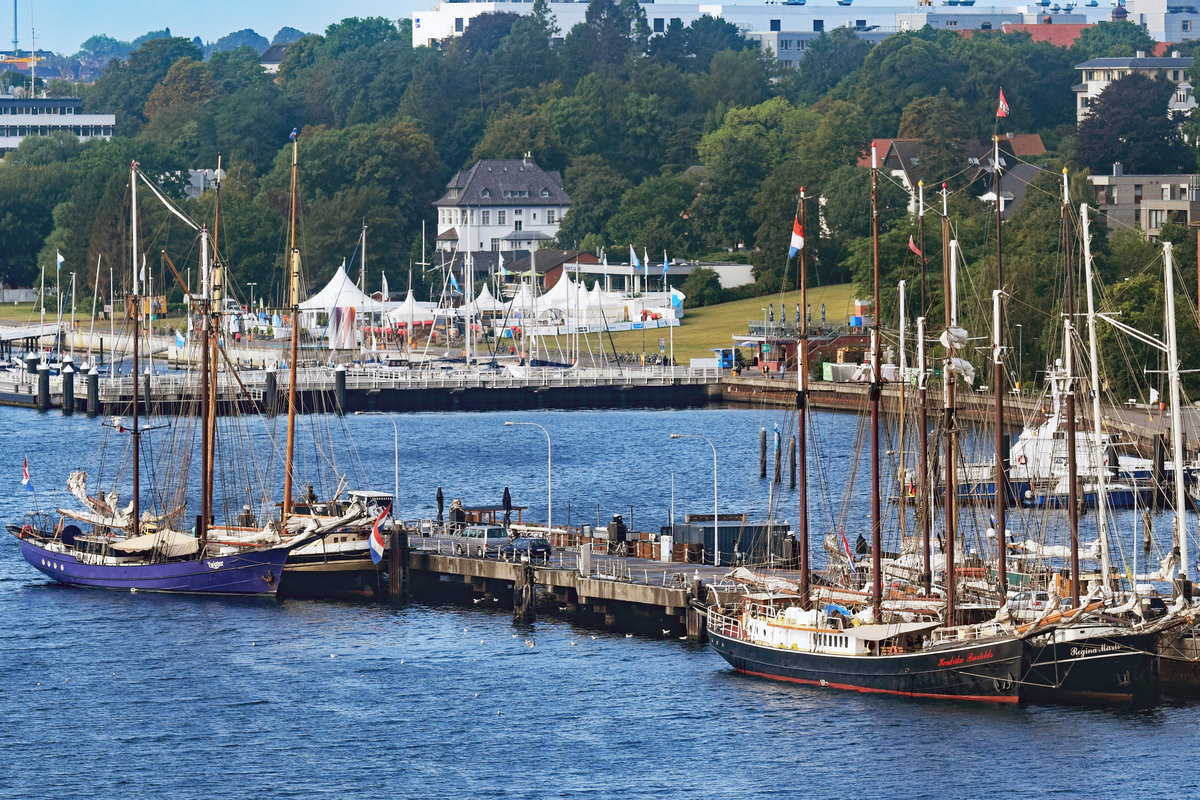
<box><xmin>2</xmin><ymin>406</ymin><xmax>1198</xmax><ymax>799</ymax></box>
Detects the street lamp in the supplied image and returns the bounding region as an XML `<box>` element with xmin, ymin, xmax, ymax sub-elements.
<box><xmin>505</xmin><ymin>421</ymin><xmax>551</xmax><ymax>536</ymax></box>
<box><xmin>247</xmin><ymin>282</ymin><xmax>258</xmax><ymax>311</ymax></box>
<box><xmin>669</xmin><ymin>433</ymin><xmax>719</xmax><ymax>567</ymax></box>
<box><xmin>353</xmin><ymin>411</ymin><xmax>398</xmax><ymax>516</ymax></box>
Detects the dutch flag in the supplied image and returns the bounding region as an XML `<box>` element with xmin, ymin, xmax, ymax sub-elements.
<box><xmin>21</xmin><ymin>455</ymin><xmax>32</xmax><ymax>493</ymax></box>
<box><xmin>369</xmin><ymin>503</ymin><xmax>391</xmax><ymax>564</ymax></box>
<box><xmin>788</xmin><ymin>216</ymin><xmax>804</xmax><ymax>259</ymax></box>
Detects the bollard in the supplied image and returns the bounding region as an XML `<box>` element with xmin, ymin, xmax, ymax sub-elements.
<box><xmin>263</xmin><ymin>365</ymin><xmax>278</xmax><ymax>417</ymax></box>
<box><xmin>143</xmin><ymin>369</ymin><xmax>152</xmax><ymax>418</ymax></box>
<box><xmin>36</xmin><ymin>362</ymin><xmax>50</xmax><ymax>411</ymax></box>
<box><xmin>87</xmin><ymin>367</ymin><xmax>99</xmax><ymax>417</ymax></box>
<box><xmin>759</xmin><ymin>428</ymin><xmax>767</xmax><ymax>479</ymax></box>
<box><xmin>25</xmin><ymin>351</ymin><xmax>37</xmax><ymax>375</ymax></box>
<box><xmin>774</xmin><ymin>431</ymin><xmax>782</xmax><ymax>484</ymax></box>
<box><xmin>789</xmin><ymin>436</ymin><xmax>797</xmax><ymax>489</ymax></box>
<box><xmin>334</xmin><ymin>363</ymin><xmax>346</xmax><ymax>415</ymax></box>
<box><xmin>61</xmin><ymin>365</ymin><xmax>74</xmax><ymax>416</ymax></box>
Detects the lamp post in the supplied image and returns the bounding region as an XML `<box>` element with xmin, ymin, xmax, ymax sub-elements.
<box><xmin>669</xmin><ymin>433</ymin><xmax>719</xmax><ymax>567</ymax></box>
<box><xmin>505</xmin><ymin>421</ymin><xmax>551</xmax><ymax>536</ymax></box>
<box><xmin>353</xmin><ymin>411</ymin><xmax>398</xmax><ymax>516</ymax></box>
<box><xmin>247</xmin><ymin>282</ymin><xmax>258</xmax><ymax>311</ymax></box>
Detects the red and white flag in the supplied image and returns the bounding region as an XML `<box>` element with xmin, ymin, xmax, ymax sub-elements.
<box><xmin>369</xmin><ymin>503</ymin><xmax>391</xmax><ymax>564</ymax></box>
<box><xmin>840</xmin><ymin>528</ymin><xmax>857</xmax><ymax>573</ymax></box>
<box><xmin>21</xmin><ymin>455</ymin><xmax>32</xmax><ymax>492</ymax></box>
<box><xmin>996</xmin><ymin>89</ymin><xmax>1010</xmax><ymax>118</ymax></box>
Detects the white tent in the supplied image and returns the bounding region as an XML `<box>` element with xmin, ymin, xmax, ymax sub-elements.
<box><xmin>385</xmin><ymin>289</ymin><xmax>439</xmax><ymax>325</ymax></box>
<box><xmin>463</xmin><ymin>282</ymin><xmax>508</xmax><ymax>315</ymax></box>
<box><xmin>300</xmin><ymin>262</ymin><xmax>388</xmax><ymax>313</ymax></box>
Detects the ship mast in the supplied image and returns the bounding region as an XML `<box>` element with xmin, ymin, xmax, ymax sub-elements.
<box><xmin>1081</xmin><ymin>205</ymin><xmax>1112</xmax><ymax>588</ymax></box>
<box><xmin>941</xmin><ymin>184</ymin><xmax>958</xmax><ymax>625</ymax></box>
<box><xmin>991</xmin><ymin>136</ymin><xmax>1009</xmax><ymax>598</ymax></box>
<box><xmin>283</xmin><ymin>132</ymin><xmax>301</xmax><ymax>523</ymax></box>
<box><xmin>129</xmin><ymin>161</ymin><xmax>141</xmax><ymax>539</ymax></box>
<box><xmin>916</xmin><ymin>181</ymin><xmax>931</xmax><ymax>596</ymax></box>
<box><xmin>870</xmin><ymin>144</ymin><xmax>883</xmax><ymax>621</ymax></box>
<box><xmin>797</xmin><ymin>187</ymin><xmax>810</xmax><ymax>609</ymax></box>
<box><xmin>1062</xmin><ymin>170</ymin><xmax>1081</xmax><ymax>609</ymax></box>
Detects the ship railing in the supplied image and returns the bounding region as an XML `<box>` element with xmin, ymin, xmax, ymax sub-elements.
<box><xmin>707</xmin><ymin>605</ymin><xmax>742</xmax><ymax>637</ymax></box>
<box><xmin>931</xmin><ymin>619</ymin><xmax>1010</xmax><ymax>645</ymax></box>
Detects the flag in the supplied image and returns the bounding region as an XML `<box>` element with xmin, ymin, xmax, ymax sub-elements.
<box><xmin>56</xmin><ymin>251</ymin><xmax>64</xmax><ymax>271</ymax></box>
<box><xmin>498</xmin><ymin>253</ymin><xmax>507</xmax><ymax>278</ymax></box>
<box><xmin>788</xmin><ymin>216</ymin><xmax>805</xmax><ymax>258</ymax></box>
<box><xmin>908</xmin><ymin>235</ymin><xmax>923</xmax><ymax>258</ymax></box>
<box><xmin>840</xmin><ymin>528</ymin><xmax>856</xmax><ymax>573</ymax></box>
<box><xmin>381</xmin><ymin>271</ymin><xmax>389</xmax><ymax>300</ymax></box>
<box><xmin>630</xmin><ymin>246</ymin><xmax>641</xmax><ymax>273</ymax></box>
<box><xmin>643</xmin><ymin>248</ymin><xmax>650</xmax><ymax>278</ymax></box>
<box><xmin>670</xmin><ymin>287</ymin><xmax>685</xmax><ymax>308</ymax></box>
<box><xmin>289</xmin><ymin>128</ymin><xmax>298</xmax><ymax>141</ymax></box>
<box><xmin>768</xmin><ymin>303</ymin><xmax>773</xmax><ymax>323</ymax></box>
<box><xmin>662</xmin><ymin>251</ymin><xmax>669</xmax><ymax>278</ymax></box>
<box><xmin>996</xmin><ymin>89</ymin><xmax>1009</xmax><ymax>118</ymax></box>
<box><xmin>449</xmin><ymin>271</ymin><xmax>460</xmax><ymax>292</ymax></box>
<box><xmin>369</xmin><ymin>503</ymin><xmax>391</xmax><ymax>564</ymax></box>
<box><xmin>175</xmin><ymin>330</ymin><xmax>186</xmax><ymax>349</ymax></box>
<box><xmin>21</xmin><ymin>456</ymin><xmax>32</xmax><ymax>493</ymax></box>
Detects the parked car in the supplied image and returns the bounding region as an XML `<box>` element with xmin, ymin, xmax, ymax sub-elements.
<box><xmin>448</xmin><ymin>524</ymin><xmax>510</xmax><ymax>556</ymax></box>
<box><xmin>499</xmin><ymin>537</ymin><xmax>552</xmax><ymax>562</ymax></box>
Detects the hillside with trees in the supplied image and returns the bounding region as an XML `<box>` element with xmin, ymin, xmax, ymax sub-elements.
<box><xmin>1</xmin><ymin>8</ymin><xmax>1199</xmax><ymax>391</ymax></box>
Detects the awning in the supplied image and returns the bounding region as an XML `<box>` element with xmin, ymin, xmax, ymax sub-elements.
<box><xmin>847</xmin><ymin>621</ymin><xmax>942</xmax><ymax>642</ymax></box>
<box><xmin>111</xmin><ymin>530</ymin><xmax>199</xmax><ymax>557</ymax></box>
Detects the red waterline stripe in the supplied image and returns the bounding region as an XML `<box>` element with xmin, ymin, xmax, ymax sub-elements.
<box><xmin>738</xmin><ymin>668</ymin><xmax>1020</xmax><ymax>704</ymax></box>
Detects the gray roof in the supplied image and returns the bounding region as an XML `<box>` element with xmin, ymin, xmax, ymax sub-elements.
<box><xmin>435</xmin><ymin>159</ymin><xmax>569</xmax><ymax>208</ymax></box>
<box><xmin>260</xmin><ymin>43</ymin><xmax>291</xmax><ymax>63</ymax></box>
<box><xmin>1076</xmin><ymin>56</ymin><xmax>1193</xmax><ymax>69</ymax></box>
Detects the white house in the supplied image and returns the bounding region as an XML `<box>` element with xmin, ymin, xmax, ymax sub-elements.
<box><xmin>433</xmin><ymin>157</ymin><xmax>570</xmax><ymax>255</ymax></box>
<box><xmin>1074</xmin><ymin>52</ymin><xmax>1195</xmax><ymax>124</ymax></box>
<box><xmin>0</xmin><ymin>94</ymin><xmax>115</xmax><ymax>158</ymax></box>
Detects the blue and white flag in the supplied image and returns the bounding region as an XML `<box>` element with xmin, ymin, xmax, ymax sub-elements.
<box><xmin>175</xmin><ymin>330</ymin><xmax>186</xmax><ymax>349</ymax></box>
<box><xmin>56</xmin><ymin>251</ymin><xmax>64</xmax><ymax>271</ymax></box>
<box><xmin>630</xmin><ymin>246</ymin><xmax>641</xmax><ymax>273</ymax></box>
<box><xmin>498</xmin><ymin>253</ymin><xmax>507</xmax><ymax>278</ymax></box>
<box><xmin>670</xmin><ymin>287</ymin><xmax>685</xmax><ymax>308</ymax></box>
<box><xmin>449</xmin><ymin>271</ymin><xmax>460</xmax><ymax>292</ymax></box>
<box><xmin>643</xmin><ymin>249</ymin><xmax>650</xmax><ymax>278</ymax></box>
<box><xmin>662</xmin><ymin>251</ymin><xmax>669</xmax><ymax>278</ymax></box>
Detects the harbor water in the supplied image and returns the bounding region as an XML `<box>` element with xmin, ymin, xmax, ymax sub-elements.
<box><xmin>2</xmin><ymin>406</ymin><xmax>1199</xmax><ymax>799</ymax></box>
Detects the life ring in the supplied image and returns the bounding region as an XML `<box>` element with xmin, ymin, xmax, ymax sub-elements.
<box><xmin>20</xmin><ymin>524</ymin><xmax>32</xmax><ymax>538</ymax></box>
<box><xmin>1017</xmin><ymin>455</ymin><xmax>1027</xmax><ymax>466</ymax></box>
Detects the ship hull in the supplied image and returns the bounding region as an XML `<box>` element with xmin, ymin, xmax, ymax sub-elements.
<box><xmin>709</xmin><ymin>628</ymin><xmax>1025</xmax><ymax>703</ymax></box>
<box><xmin>278</xmin><ymin>555</ymin><xmax>385</xmax><ymax>600</ymax></box>
<box><xmin>18</xmin><ymin>538</ymin><xmax>287</xmax><ymax>595</ymax></box>
<box><xmin>1022</xmin><ymin>630</ymin><xmax>1160</xmax><ymax>707</ymax></box>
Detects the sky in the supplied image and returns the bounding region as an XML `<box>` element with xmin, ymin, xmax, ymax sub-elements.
<box><xmin>10</xmin><ymin>0</ymin><xmax>428</xmax><ymax>55</ymax></box>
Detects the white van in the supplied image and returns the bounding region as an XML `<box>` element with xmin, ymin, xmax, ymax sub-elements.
<box><xmin>449</xmin><ymin>524</ymin><xmax>509</xmax><ymax>556</ymax></box>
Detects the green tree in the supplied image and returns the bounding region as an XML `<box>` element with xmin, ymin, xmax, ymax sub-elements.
<box><xmin>472</xmin><ymin>110</ymin><xmax>568</xmax><ymax>172</ymax></box>
<box><xmin>1075</xmin><ymin>73</ymin><xmax>1194</xmax><ymax>174</ymax></box>
<box><xmin>607</xmin><ymin>173</ymin><xmax>697</xmax><ymax>256</ymax></box>
<box><xmin>86</xmin><ymin>37</ymin><xmax>202</xmax><ymax>133</ymax></box>
<box><xmin>786</xmin><ymin>28</ymin><xmax>873</xmax><ymax>105</ymax></box>
<box><xmin>679</xmin><ymin>266</ymin><xmax>722</xmax><ymax>306</ymax></box>
<box><xmin>554</xmin><ymin>157</ymin><xmax>632</xmax><ymax>249</ymax></box>
<box><xmin>1069</xmin><ymin>21</ymin><xmax>1157</xmax><ymax>61</ymax></box>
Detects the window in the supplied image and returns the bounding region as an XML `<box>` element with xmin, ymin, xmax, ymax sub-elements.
<box><xmin>547</xmin><ymin>210</ymin><xmax>556</xmax><ymax>224</ymax></box>
<box><xmin>498</xmin><ymin>210</ymin><xmax>507</xmax><ymax>225</ymax></box>
<box><xmin>1134</xmin><ymin>184</ymin><xmax>1143</xmax><ymax>204</ymax></box>
<box><xmin>514</xmin><ymin>208</ymin><xmax>523</xmax><ymax>216</ymax></box>
<box><xmin>671</xmin><ymin>17</ymin><xmax>681</xmax><ymax>26</ymax></box>
<box><xmin>1184</xmin><ymin>20</ymin><xmax>1193</xmax><ymax>32</ymax></box>
<box><xmin>813</xmin><ymin>19</ymin><xmax>824</xmax><ymax>31</ymax></box>
<box><xmin>491</xmin><ymin>238</ymin><xmax>500</xmax><ymax>251</ymax></box>
<box><xmin>770</xmin><ymin>19</ymin><xmax>781</xmax><ymax>31</ymax></box>
<box><xmin>1086</xmin><ymin>70</ymin><xmax>1094</xmax><ymax>81</ymax></box>
<box><xmin>480</xmin><ymin>188</ymin><xmax>491</xmax><ymax>198</ymax></box>
<box><xmin>532</xmin><ymin>212</ymin><xmax>538</xmax><ymax>221</ymax></box>
<box><xmin>455</xmin><ymin>17</ymin><xmax>463</xmax><ymax>32</ymax></box>
<box><xmin>1164</xmin><ymin>185</ymin><xmax>1172</xmax><ymax>201</ymax></box>
<box><xmin>481</xmin><ymin>210</ymin><xmax>490</xmax><ymax>225</ymax></box>
<box><xmin>780</xmin><ymin>39</ymin><xmax>791</xmax><ymax>50</ymax></box>
<box><xmin>653</xmin><ymin>17</ymin><xmax>664</xmax><ymax>32</ymax></box>
<box><xmin>540</xmin><ymin>188</ymin><xmax>550</xmax><ymax>198</ymax></box>
<box><xmin>1147</xmin><ymin>208</ymin><xmax>1166</xmax><ymax>229</ymax></box>
<box><xmin>783</xmin><ymin>60</ymin><xmax>792</xmax><ymax>68</ymax></box>
<box><xmin>856</xmin><ymin>19</ymin><xmax>866</xmax><ymax>27</ymax></box>
<box><xmin>514</xmin><ymin>220</ymin><xmax>523</xmax><ymax>231</ymax></box>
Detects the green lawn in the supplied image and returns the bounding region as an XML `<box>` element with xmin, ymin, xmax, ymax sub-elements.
<box><xmin>593</xmin><ymin>283</ymin><xmax>857</xmax><ymax>362</ymax></box>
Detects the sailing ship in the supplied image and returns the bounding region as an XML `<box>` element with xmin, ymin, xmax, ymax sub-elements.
<box><xmin>7</xmin><ymin>162</ymin><xmax>333</xmax><ymax>595</ymax></box>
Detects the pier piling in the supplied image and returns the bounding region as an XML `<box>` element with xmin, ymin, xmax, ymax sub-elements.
<box><xmin>61</xmin><ymin>365</ymin><xmax>74</xmax><ymax>416</ymax></box>
<box><xmin>36</xmin><ymin>363</ymin><xmax>49</xmax><ymax>411</ymax></box>
<box><xmin>513</xmin><ymin>562</ymin><xmax>536</xmax><ymax>622</ymax></box>
<box><xmin>87</xmin><ymin>367</ymin><xmax>99</xmax><ymax>417</ymax></box>
<box><xmin>334</xmin><ymin>364</ymin><xmax>346</xmax><ymax>415</ymax></box>
<box><xmin>263</xmin><ymin>366</ymin><xmax>277</xmax><ymax>416</ymax></box>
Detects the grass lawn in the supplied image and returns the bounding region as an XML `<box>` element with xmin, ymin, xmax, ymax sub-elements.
<box><xmin>584</xmin><ymin>283</ymin><xmax>857</xmax><ymax>362</ymax></box>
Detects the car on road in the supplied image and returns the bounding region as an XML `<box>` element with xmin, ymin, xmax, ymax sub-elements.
<box><xmin>499</xmin><ymin>537</ymin><xmax>552</xmax><ymax>562</ymax></box>
<box><xmin>449</xmin><ymin>524</ymin><xmax>510</xmax><ymax>556</ymax></box>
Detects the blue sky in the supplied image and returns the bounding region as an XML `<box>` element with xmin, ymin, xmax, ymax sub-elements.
<box><xmin>13</xmin><ymin>0</ymin><xmax>427</xmax><ymax>55</ymax></box>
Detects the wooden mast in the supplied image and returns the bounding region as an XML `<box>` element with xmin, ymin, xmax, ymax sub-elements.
<box><xmin>870</xmin><ymin>145</ymin><xmax>883</xmax><ymax>621</ymax></box>
<box><xmin>198</xmin><ymin>226</ymin><xmax>211</xmax><ymax>544</ymax></box>
<box><xmin>917</xmin><ymin>181</ymin><xmax>932</xmax><ymax>596</ymax></box>
<box><xmin>1062</xmin><ymin>169</ymin><xmax>1081</xmax><ymax>609</ymax></box>
<box><xmin>797</xmin><ymin>188</ymin><xmax>810</xmax><ymax>609</ymax></box>
<box><xmin>283</xmin><ymin>131</ymin><xmax>301</xmax><ymax>523</ymax></box>
<box><xmin>991</xmin><ymin>136</ymin><xmax>1009</xmax><ymax>598</ymax></box>
<box><xmin>130</xmin><ymin>161</ymin><xmax>141</xmax><ymax>539</ymax></box>
<box><xmin>941</xmin><ymin>183</ymin><xmax>958</xmax><ymax>626</ymax></box>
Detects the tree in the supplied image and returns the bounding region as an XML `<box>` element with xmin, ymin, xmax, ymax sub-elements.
<box><xmin>554</xmin><ymin>157</ymin><xmax>632</xmax><ymax>249</ymax></box>
<box><xmin>472</xmin><ymin>111</ymin><xmax>568</xmax><ymax>172</ymax></box>
<box><xmin>205</xmin><ymin>29</ymin><xmax>269</xmax><ymax>57</ymax></box>
<box><xmin>1075</xmin><ymin>72</ymin><xmax>1195</xmax><ymax>175</ymax></box>
<box><xmin>1069</xmin><ymin>21</ymin><xmax>1156</xmax><ymax>61</ymax></box>
<box><xmin>786</xmin><ymin>28</ymin><xmax>873</xmax><ymax>105</ymax></box>
<box><xmin>272</xmin><ymin>27</ymin><xmax>309</xmax><ymax>45</ymax></box>
<box><xmin>85</xmin><ymin>37</ymin><xmax>203</xmax><ymax>133</ymax></box>
<box><xmin>561</xmin><ymin>0</ymin><xmax>639</xmax><ymax>83</ymax></box>
<box><xmin>679</xmin><ymin>266</ymin><xmax>722</xmax><ymax>306</ymax></box>
<box><xmin>606</xmin><ymin>173</ymin><xmax>697</xmax><ymax>256</ymax></box>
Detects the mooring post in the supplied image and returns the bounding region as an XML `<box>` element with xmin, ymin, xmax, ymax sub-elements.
<box><xmin>263</xmin><ymin>365</ymin><xmax>278</xmax><ymax>417</ymax></box>
<box><xmin>36</xmin><ymin>362</ymin><xmax>49</xmax><ymax>411</ymax></box>
<box><xmin>513</xmin><ymin>562</ymin><xmax>536</xmax><ymax>622</ymax></box>
<box><xmin>61</xmin><ymin>364</ymin><xmax>74</xmax><ymax>416</ymax></box>
<box><xmin>759</xmin><ymin>427</ymin><xmax>767</xmax><ymax>479</ymax></box>
<box><xmin>334</xmin><ymin>363</ymin><xmax>347</xmax><ymax>415</ymax></box>
<box><xmin>87</xmin><ymin>366</ymin><xmax>99</xmax><ymax>417</ymax></box>
<box><xmin>389</xmin><ymin>526</ymin><xmax>409</xmax><ymax>602</ymax></box>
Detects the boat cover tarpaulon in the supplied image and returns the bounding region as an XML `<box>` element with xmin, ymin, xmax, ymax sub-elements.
<box><xmin>109</xmin><ymin>530</ymin><xmax>199</xmax><ymax>557</ymax></box>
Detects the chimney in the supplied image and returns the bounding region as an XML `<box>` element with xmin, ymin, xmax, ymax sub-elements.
<box><xmin>1113</xmin><ymin>162</ymin><xmax>1123</xmax><ymax>177</ymax></box>
<box><xmin>1172</xmin><ymin>50</ymin><xmax>1180</xmax><ymax>58</ymax></box>
<box><xmin>1136</xmin><ymin>50</ymin><xmax>1146</xmax><ymax>58</ymax></box>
